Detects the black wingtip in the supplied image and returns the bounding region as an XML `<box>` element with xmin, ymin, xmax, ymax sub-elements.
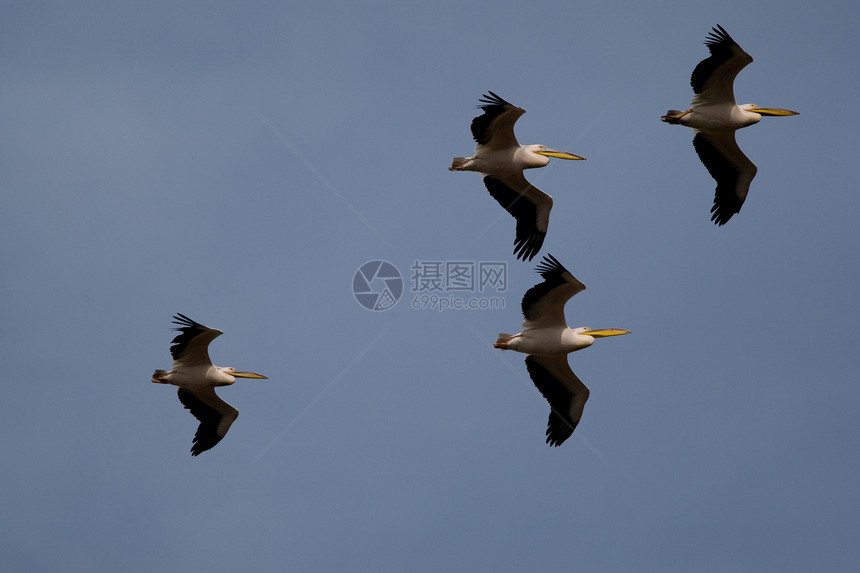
<box><xmin>190</xmin><ymin>439</ymin><xmax>215</xmax><ymax>457</ymax></box>
<box><xmin>704</xmin><ymin>24</ymin><xmax>734</xmax><ymax>48</ymax></box>
<box><xmin>545</xmin><ymin>429</ymin><xmax>571</xmax><ymax>447</ymax></box>
<box><xmin>477</xmin><ymin>91</ymin><xmax>511</xmax><ymax>109</ymax></box>
<box><xmin>172</xmin><ymin>313</ymin><xmax>197</xmax><ymax>328</ymax></box>
<box><xmin>710</xmin><ymin>203</ymin><xmax>737</xmax><ymax>226</ymax></box>
<box><xmin>513</xmin><ymin>233</ymin><xmax>545</xmax><ymax>262</ymax></box>
<box><xmin>190</xmin><ymin>437</ymin><xmax>214</xmax><ymax>457</ymax></box>
<box><xmin>534</xmin><ymin>253</ymin><xmax>565</xmax><ymax>277</ymax></box>
<box><xmin>171</xmin><ymin>313</ymin><xmax>209</xmax><ymax>332</ymax></box>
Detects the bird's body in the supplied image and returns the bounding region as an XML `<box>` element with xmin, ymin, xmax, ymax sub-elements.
<box><xmin>669</xmin><ymin>102</ymin><xmax>763</xmax><ymax>132</ymax></box>
<box><xmin>152</xmin><ymin>314</ymin><xmax>267</xmax><ymax>456</ymax></box>
<box><xmin>451</xmin><ymin>92</ymin><xmax>585</xmax><ymax>261</ymax></box>
<box><xmin>662</xmin><ymin>25</ymin><xmax>798</xmax><ymax>225</ymax></box>
<box><xmin>498</xmin><ymin>325</ymin><xmax>597</xmax><ymax>356</ymax></box>
<box><xmin>494</xmin><ymin>255</ymin><xmax>629</xmax><ymax>446</ymax></box>
<box><xmin>452</xmin><ymin>143</ymin><xmax>555</xmax><ymax>174</ymax></box>
<box><xmin>154</xmin><ymin>364</ymin><xmax>237</xmax><ymax>389</ymax></box>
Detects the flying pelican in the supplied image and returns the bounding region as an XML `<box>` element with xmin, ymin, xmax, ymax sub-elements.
<box><xmin>662</xmin><ymin>25</ymin><xmax>798</xmax><ymax>225</ymax></box>
<box><xmin>450</xmin><ymin>92</ymin><xmax>585</xmax><ymax>261</ymax></box>
<box><xmin>494</xmin><ymin>255</ymin><xmax>629</xmax><ymax>446</ymax></box>
<box><xmin>152</xmin><ymin>314</ymin><xmax>267</xmax><ymax>456</ymax></box>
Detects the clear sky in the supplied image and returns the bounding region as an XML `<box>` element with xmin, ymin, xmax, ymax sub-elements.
<box><xmin>2</xmin><ymin>1</ymin><xmax>859</xmax><ymax>571</ymax></box>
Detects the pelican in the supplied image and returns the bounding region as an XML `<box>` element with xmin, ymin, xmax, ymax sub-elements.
<box><xmin>450</xmin><ymin>92</ymin><xmax>585</xmax><ymax>261</ymax></box>
<box><xmin>494</xmin><ymin>255</ymin><xmax>629</xmax><ymax>446</ymax></box>
<box><xmin>152</xmin><ymin>314</ymin><xmax>267</xmax><ymax>456</ymax></box>
<box><xmin>662</xmin><ymin>25</ymin><xmax>798</xmax><ymax>225</ymax></box>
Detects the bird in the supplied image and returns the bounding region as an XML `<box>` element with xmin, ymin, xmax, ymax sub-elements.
<box><xmin>152</xmin><ymin>314</ymin><xmax>267</xmax><ymax>456</ymax></box>
<box><xmin>494</xmin><ymin>254</ymin><xmax>629</xmax><ymax>446</ymax></box>
<box><xmin>450</xmin><ymin>92</ymin><xmax>585</xmax><ymax>261</ymax></box>
<box><xmin>662</xmin><ymin>25</ymin><xmax>798</xmax><ymax>225</ymax></box>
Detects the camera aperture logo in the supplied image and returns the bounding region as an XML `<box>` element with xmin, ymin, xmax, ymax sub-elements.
<box><xmin>352</xmin><ymin>261</ymin><xmax>403</xmax><ymax>311</ymax></box>
<box><xmin>353</xmin><ymin>259</ymin><xmax>506</xmax><ymax>312</ymax></box>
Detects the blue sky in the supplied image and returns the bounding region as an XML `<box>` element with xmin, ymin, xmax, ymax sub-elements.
<box><xmin>2</xmin><ymin>1</ymin><xmax>859</xmax><ymax>571</ymax></box>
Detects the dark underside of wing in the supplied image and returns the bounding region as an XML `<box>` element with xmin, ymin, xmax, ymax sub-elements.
<box><xmin>483</xmin><ymin>175</ymin><xmax>548</xmax><ymax>261</ymax></box>
<box><xmin>690</xmin><ymin>25</ymin><xmax>751</xmax><ymax>95</ymax></box>
<box><xmin>521</xmin><ymin>254</ymin><xmax>584</xmax><ymax>321</ymax></box>
<box><xmin>470</xmin><ymin>91</ymin><xmax>523</xmax><ymax>146</ymax></box>
<box><xmin>692</xmin><ymin>132</ymin><xmax>756</xmax><ymax>225</ymax></box>
<box><xmin>177</xmin><ymin>389</ymin><xmax>227</xmax><ymax>456</ymax></box>
<box><xmin>524</xmin><ymin>356</ymin><xmax>581</xmax><ymax>447</ymax></box>
<box><xmin>169</xmin><ymin>313</ymin><xmax>214</xmax><ymax>360</ymax></box>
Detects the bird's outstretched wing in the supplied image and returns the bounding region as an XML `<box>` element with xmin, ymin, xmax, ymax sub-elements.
<box><xmin>471</xmin><ymin>91</ymin><xmax>525</xmax><ymax>150</ymax></box>
<box><xmin>692</xmin><ymin>131</ymin><xmax>757</xmax><ymax>225</ymax></box>
<box><xmin>691</xmin><ymin>25</ymin><xmax>753</xmax><ymax>105</ymax></box>
<box><xmin>177</xmin><ymin>387</ymin><xmax>239</xmax><ymax>456</ymax></box>
<box><xmin>525</xmin><ymin>355</ymin><xmax>590</xmax><ymax>447</ymax></box>
<box><xmin>483</xmin><ymin>173</ymin><xmax>553</xmax><ymax>261</ymax></box>
<box><xmin>169</xmin><ymin>313</ymin><xmax>222</xmax><ymax>367</ymax></box>
<box><xmin>520</xmin><ymin>254</ymin><xmax>586</xmax><ymax>328</ymax></box>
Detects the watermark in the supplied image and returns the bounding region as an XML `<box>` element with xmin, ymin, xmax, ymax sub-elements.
<box><xmin>352</xmin><ymin>260</ymin><xmax>403</xmax><ymax>311</ymax></box>
<box><xmin>410</xmin><ymin>293</ymin><xmax>505</xmax><ymax>311</ymax></box>
<box><xmin>353</xmin><ymin>259</ymin><xmax>507</xmax><ymax>311</ymax></box>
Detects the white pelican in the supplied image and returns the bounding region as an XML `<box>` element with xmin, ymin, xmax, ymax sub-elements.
<box><xmin>494</xmin><ymin>255</ymin><xmax>629</xmax><ymax>446</ymax></box>
<box><xmin>662</xmin><ymin>25</ymin><xmax>798</xmax><ymax>225</ymax></box>
<box><xmin>450</xmin><ymin>92</ymin><xmax>585</xmax><ymax>261</ymax></box>
<box><xmin>152</xmin><ymin>314</ymin><xmax>267</xmax><ymax>456</ymax></box>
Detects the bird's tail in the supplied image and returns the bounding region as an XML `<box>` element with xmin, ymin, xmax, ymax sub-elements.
<box><xmin>494</xmin><ymin>333</ymin><xmax>516</xmax><ymax>350</ymax></box>
<box><xmin>661</xmin><ymin>110</ymin><xmax>684</xmax><ymax>124</ymax></box>
<box><xmin>152</xmin><ymin>369</ymin><xmax>170</xmax><ymax>383</ymax></box>
<box><xmin>449</xmin><ymin>157</ymin><xmax>469</xmax><ymax>171</ymax></box>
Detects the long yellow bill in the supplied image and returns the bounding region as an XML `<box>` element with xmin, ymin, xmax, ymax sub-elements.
<box><xmin>585</xmin><ymin>329</ymin><xmax>631</xmax><ymax>338</ymax></box>
<box><xmin>535</xmin><ymin>149</ymin><xmax>586</xmax><ymax>160</ymax></box>
<box><xmin>753</xmin><ymin>107</ymin><xmax>799</xmax><ymax>116</ymax></box>
<box><xmin>232</xmin><ymin>371</ymin><xmax>269</xmax><ymax>379</ymax></box>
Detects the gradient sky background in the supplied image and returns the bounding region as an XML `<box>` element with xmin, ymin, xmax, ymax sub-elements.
<box><xmin>3</xmin><ymin>1</ymin><xmax>859</xmax><ymax>571</ymax></box>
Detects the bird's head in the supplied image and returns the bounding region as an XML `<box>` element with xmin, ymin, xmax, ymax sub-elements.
<box><xmin>743</xmin><ymin>104</ymin><xmax>799</xmax><ymax>118</ymax></box>
<box><xmin>220</xmin><ymin>366</ymin><xmax>269</xmax><ymax>380</ymax></box>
